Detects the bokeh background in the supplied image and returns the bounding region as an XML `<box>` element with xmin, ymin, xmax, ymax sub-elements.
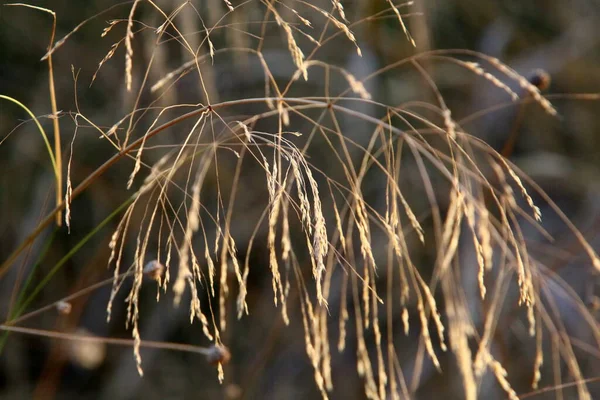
<box><xmin>1</xmin><ymin>0</ymin><xmax>600</xmax><ymax>399</ymax></box>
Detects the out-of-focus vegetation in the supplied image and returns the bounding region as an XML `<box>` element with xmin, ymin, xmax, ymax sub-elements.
<box><xmin>1</xmin><ymin>1</ymin><xmax>600</xmax><ymax>399</ymax></box>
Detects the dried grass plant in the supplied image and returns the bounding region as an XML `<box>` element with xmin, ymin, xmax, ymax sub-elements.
<box><xmin>2</xmin><ymin>1</ymin><xmax>600</xmax><ymax>399</ymax></box>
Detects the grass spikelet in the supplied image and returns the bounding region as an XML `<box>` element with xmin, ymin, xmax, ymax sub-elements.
<box><xmin>492</xmin><ymin>162</ymin><xmax>537</xmax><ymax>318</ymax></box>
<box><xmin>464</xmin><ymin>201</ymin><xmax>487</xmax><ymax>298</ymax></box>
<box><xmin>200</xmin><ymin>18</ymin><xmax>216</xmax><ymax>64</ymax></box>
<box><xmin>101</xmin><ymin>19</ymin><xmax>119</xmax><ymax>38</ymax></box>
<box><xmin>331</xmin><ymin>196</ymin><xmax>346</xmax><ymax>252</ymax></box>
<box><xmin>440</xmin><ymin>188</ymin><xmax>463</xmax><ymax>274</ymax></box>
<box><xmin>64</xmin><ymin>126</ymin><xmax>77</xmax><ymax>233</ymax></box>
<box><xmin>532</xmin><ymin>316</ymin><xmax>544</xmax><ymax>389</ymax></box>
<box><xmin>291</xmin><ymin>157</ymin><xmax>311</xmax><ymax>231</ymax></box>
<box><xmin>303</xmin><ymin>160</ymin><xmax>328</xmax><ymax>305</ymax></box>
<box><xmin>372</xmin><ymin>304</ymin><xmax>387</xmax><ymax>400</ymax></box>
<box><xmin>281</xmin><ymin>195</ymin><xmax>292</xmax><ymax>262</ymax></box>
<box><xmin>386</xmin><ymin>0</ymin><xmax>416</xmax><ymax>47</ymax></box>
<box><xmin>227</xmin><ymin>236</ymin><xmax>247</xmax><ymax>318</ymax></box>
<box><xmin>273</xmin><ymin>11</ymin><xmax>307</xmax><ymax>80</ymax></box>
<box><xmin>124</xmin><ymin>0</ymin><xmax>140</xmax><ymax>92</ymax></box>
<box><xmin>299</xmin><ymin>294</ymin><xmax>329</xmax><ymax>399</ymax></box>
<box><xmin>489</xmin><ymin>355</ymin><xmax>519</xmax><ymax>400</ymax></box>
<box><xmin>236</xmin><ymin>121</ymin><xmax>253</xmax><ymax>143</ymax></box>
<box><xmin>500</xmin><ymin>158</ymin><xmax>542</xmax><ymax>221</ymax></box>
<box><xmin>330</xmin><ymin>0</ymin><xmax>348</xmax><ymax>22</ymax></box>
<box><xmin>355</xmin><ymin>197</ymin><xmax>375</xmax><ymax>327</ymax></box>
<box><xmin>221</xmin><ymin>0</ymin><xmax>234</xmax><ymax>12</ymax></box>
<box><xmin>314</xmin><ymin>8</ymin><xmax>361</xmax><ymax>56</ymax></box>
<box><xmin>132</xmin><ymin>322</ymin><xmax>143</xmax><ymax>376</ymax></box>
<box><xmin>278</xmin><ymin>100</ymin><xmax>290</xmax><ymax>126</ymax></box>
<box><xmin>478</xmin><ymin>208</ymin><xmax>493</xmax><ymax>270</ymax></box>
<box><xmin>337</xmin><ymin>275</ymin><xmax>349</xmax><ymax>352</ymax></box>
<box><xmin>462</xmin><ymin>61</ymin><xmax>519</xmax><ymax>101</ymax></box>
<box><xmin>189</xmin><ymin>279</ymin><xmax>214</xmax><ymax>341</ymax></box>
<box><xmin>204</xmin><ymin>246</ymin><xmax>216</xmax><ymax>297</ymax></box>
<box><xmin>92</xmin><ymin>42</ymin><xmax>120</xmax><ymax>85</ymax></box>
<box><xmin>289</xmin><ymin>7</ymin><xmax>312</xmax><ymax>27</ymax></box>
<box><xmin>127</xmin><ymin>129</ymin><xmax>151</xmax><ymax>189</ymax></box>
<box><xmin>416</xmin><ymin>298</ymin><xmax>441</xmax><ymax>371</ymax></box>
<box><xmin>418</xmin><ymin>274</ymin><xmax>447</xmax><ymax>352</ymax></box>
<box><xmin>218</xmin><ymin>246</ymin><xmax>230</xmax><ymax>330</ymax></box>
<box><xmin>449</xmin><ymin>315</ymin><xmax>476</xmax><ymax>400</ymax></box>
<box><xmin>342</xmin><ymin>71</ymin><xmax>371</xmax><ymax>100</ymax></box>
<box><xmin>174</xmin><ymin>213</ymin><xmax>198</xmax><ymax>308</ymax></box>
<box><xmin>442</xmin><ymin>108</ymin><xmax>456</xmax><ymax>139</ymax></box>
<box><xmin>356</xmin><ymin>320</ymin><xmax>378</xmax><ymax>399</ymax></box>
<box><xmin>398</xmin><ymin>190</ymin><xmax>424</xmax><ymax>244</ymax></box>
<box><xmin>106</xmin><ymin>204</ymin><xmax>135</xmax><ymax>322</ymax></box>
<box><xmin>265</xmin><ymin>157</ymin><xmax>288</xmax><ymax>321</ymax></box>
<box><xmin>319</xmin><ymin>310</ymin><xmax>333</xmax><ymax>391</ymax></box>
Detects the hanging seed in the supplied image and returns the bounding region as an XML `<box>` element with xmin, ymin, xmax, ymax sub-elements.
<box><xmin>56</xmin><ymin>301</ymin><xmax>72</xmax><ymax>315</ymax></box>
<box><xmin>205</xmin><ymin>344</ymin><xmax>231</xmax><ymax>365</ymax></box>
<box><xmin>143</xmin><ymin>260</ymin><xmax>165</xmax><ymax>281</ymax></box>
<box><xmin>529</xmin><ymin>69</ymin><xmax>551</xmax><ymax>91</ymax></box>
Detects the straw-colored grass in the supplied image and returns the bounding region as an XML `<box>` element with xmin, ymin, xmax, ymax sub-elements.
<box><xmin>2</xmin><ymin>1</ymin><xmax>599</xmax><ymax>399</ymax></box>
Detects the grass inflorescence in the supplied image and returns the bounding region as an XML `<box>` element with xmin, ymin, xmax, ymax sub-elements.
<box><xmin>1</xmin><ymin>1</ymin><xmax>600</xmax><ymax>399</ymax></box>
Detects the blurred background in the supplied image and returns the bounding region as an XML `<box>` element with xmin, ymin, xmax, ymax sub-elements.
<box><xmin>1</xmin><ymin>0</ymin><xmax>600</xmax><ymax>399</ymax></box>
